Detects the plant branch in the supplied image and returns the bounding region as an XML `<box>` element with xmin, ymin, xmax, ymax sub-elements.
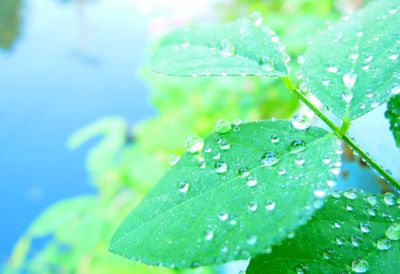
<box><xmin>282</xmin><ymin>76</ymin><xmax>400</xmax><ymax>191</ymax></box>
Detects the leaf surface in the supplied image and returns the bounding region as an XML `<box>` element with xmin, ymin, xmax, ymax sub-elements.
<box><xmin>152</xmin><ymin>19</ymin><xmax>288</xmax><ymax>77</ymax></box>
<box><xmin>110</xmin><ymin>121</ymin><xmax>340</xmax><ymax>268</ymax></box>
<box><xmin>301</xmin><ymin>0</ymin><xmax>400</xmax><ymax>120</ymax></box>
<box><xmin>247</xmin><ymin>190</ymin><xmax>400</xmax><ymax>274</ymax></box>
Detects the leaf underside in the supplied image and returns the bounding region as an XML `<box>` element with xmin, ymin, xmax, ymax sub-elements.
<box><xmin>151</xmin><ymin>19</ymin><xmax>288</xmax><ymax>77</ymax></box>
<box><xmin>385</xmin><ymin>94</ymin><xmax>400</xmax><ymax>148</ymax></box>
<box><xmin>110</xmin><ymin>121</ymin><xmax>340</xmax><ymax>268</ymax></box>
<box><xmin>247</xmin><ymin>190</ymin><xmax>400</xmax><ymax>274</ymax></box>
<box><xmin>301</xmin><ymin>0</ymin><xmax>400</xmax><ymax>120</ymax></box>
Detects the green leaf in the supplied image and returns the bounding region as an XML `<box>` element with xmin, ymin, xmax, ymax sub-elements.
<box><xmin>110</xmin><ymin>120</ymin><xmax>340</xmax><ymax>268</ymax></box>
<box><xmin>301</xmin><ymin>0</ymin><xmax>400</xmax><ymax>120</ymax></box>
<box><xmin>151</xmin><ymin>19</ymin><xmax>288</xmax><ymax>77</ymax></box>
<box><xmin>247</xmin><ymin>190</ymin><xmax>400</xmax><ymax>274</ymax></box>
<box><xmin>385</xmin><ymin>94</ymin><xmax>400</xmax><ymax>148</ymax></box>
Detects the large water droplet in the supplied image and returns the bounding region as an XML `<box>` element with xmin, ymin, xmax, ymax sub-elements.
<box><xmin>386</xmin><ymin>223</ymin><xmax>400</xmax><ymax>240</ymax></box>
<box><xmin>351</xmin><ymin>257</ymin><xmax>369</xmax><ymax>273</ymax></box>
<box><xmin>246</xmin><ymin>176</ymin><xmax>257</xmax><ymax>187</ymax></box>
<box><xmin>390</xmin><ymin>84</ymin><xmax>400</xmax><ymax>95</ymax></box>
<box><xmin>360</xmin><ymin>223</ymin><xmax>371</xmax><ymax>234</ymax></box>
<box><xmin>343</xmin><ymin>72</ymin><xmax>357</xmax><ymax>89</ymax></box>
<box><xmin>341</xmin><ymin>90</ymin><xmax>353</xmax><ymax>103</ymax></box>
<box><xmin>248</xmin><ymin>201</ymin><xmax>258</xmax><ymax>212</ymax></box>
<box><xmin>265</xmin><ymin>201</ymin><xmax>276</xmax><ymax>211</ymax></box>
<box><xmin>218</xmin><ymin>211</ymin><xmax>229</xmax><ymax>221</ymax></box>
<box><xmin>367</xmin><ymin>195</ymin><xmax>378</xmax><ymax>206</ymax></box>
<box><xmin>258</xmin><ymin>56</ymin><xmax>275</xmax><ymax>72</ymax></box>
<box><xmin>251</xmin><ymin>12</ymin><xmax>263</xmax><ymax>27</ymax></box>
<box><xmin>344</xmin><ymin>188</ymin><xmax>358</xmax><ymax>200</ymax></box>
<box><xmin>295</xmin><ymin>264</ymin><xmax>307</xmax><ymax>274</ymax></box>
<box><xmin>215</xmin><ymin>119</ymin><xmax>232</xmax><ymax>134</ymax></box>
<box><xmin>168</xmin><ymin>154</ymin><xmax>180</xmax><ymax>166</ymax></box>
<box><xmin>219</xmin><ymin>139</ymin><xmax>231</xmax><ymax>150</ymax></box>
<box><xmin>185</xmin><ymin>136</ymin><xmax>204</xmax><ymax>153</ymax></box>
<box><xmin>290</xmin><ymin>139</ymin><xmax>306</xmax><ymax>153</ymax></box>
<box><xmin>291</xmin><ymin>114</ymin><xmax>311</xmax><ymax>130</ymax></box>
<box><xmin>204</xmin><ymin>229</ymin><xmax>214</xmax><ymax>241</ymax></box>
<box><xmin>376</xmin><ymin>238</ymin><xmax>392</xmax><ymax>250</ymax></box>
<box><xmin>214</xmin><ymin>161</ymin><xmax>228</xmax><ymax>174</ymax></box>
<box><xmin>383</xmin><ymin>192</ymin><xmax>396</xmax><ymax>206</ymax></box>
<box><xmin>322</xmin><ymin>249</ymin><xmax>333</xmax><ymax>260</ymax></box>
<box><xmin>219</xmin><ymin>40</ymin><xmax>235</xmax><ymax>57</ymax></box>
<box><xmin>261</xmin><ymin>151</ymin><xmax>280</xmax><ymax>167</ymax></box>
<box><xmin>178</xmin><ymin>181</ymin><xmax>190</xmax><ymax>193</ymax></box>
<box><xmin>351</xmin><ymin>235</ymin><xmax>362</xmax><ymax>247</ymax></box>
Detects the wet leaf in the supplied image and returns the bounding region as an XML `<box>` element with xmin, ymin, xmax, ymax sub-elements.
<box><xmin>247</xmin><ymin>190</ymin><xmax>400</xmax><ymax>274</ymax></box>
<box><xmin>151</xmin><ymin>18</ymin><xmax>288</xmax><ymax>77</ymax></box>
<box><xmin>301</xmin><ymin>0</ymin><xmax>400</xmax><ymax>120</ymax></box>
<box><xmin>385</xmin><ymin>94</ymin><xmax>400</xmax><ymax>148</ymax></box>
<box><xmin>110</xmin><ymin>121</ymin><xmax>340</xmax><ymax>268</ymax></box>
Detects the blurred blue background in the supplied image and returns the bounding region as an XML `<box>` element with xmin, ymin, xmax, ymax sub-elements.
<box><xmin>0</xmin><ymin>0</ymin><xmax>153</xmax><ymax>260</ymax></box>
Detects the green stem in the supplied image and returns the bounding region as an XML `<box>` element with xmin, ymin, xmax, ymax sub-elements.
<box><xmin>283</xmin><ymin>76</ymin><xmax>400</xmax><ymax>191</ymax></box>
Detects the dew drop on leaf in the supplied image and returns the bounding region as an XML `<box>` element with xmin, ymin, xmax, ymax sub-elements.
<box><xmin>290</xmin><ymin>139</ymin><xmax>306</xmax><ymax>153</ymax></box>
<box><xmin>185</xmin><ymin>136</ymin><xmax>204</xmax><ymax>153</ymax></box>
<box><xmin>277</xmin><ymin>167</ymin><xmax>286</xmax><ymax>176</ymax></box>
<box><xmin>218</xmin><ymin>211</ymin><xmax>229</xmax><ymax>222</ymax></box>
<box><xmin>204</xmin><ymin>229</ymin><xmax>214</xmax><ymax>241</ymax></box>
<box><xmin>214</xmin><ymin>161</ymin><xmax>227</xmax><ymax>174</ymax></box>
<box><xmin>291</xmin><ymin>114</ymin><xmax>311</xmax><ymax>130</ymax></box>
<box><xmin>376</xmin><ymin>238</ymin><xmax>392</xmax><ymax>250</ymax></box>
<box><xmin>168</xmin><ymin>154</ymin><xmax>180</xmax><ymax>166</ymax></box>
<box><xmin>178</xmin><ymin>181</ymin><xmax>190</xmax><ymax>193</ymax></box>
<box><xmin>385</xmin><ymin>223</ymin><xmax>400</xmax><ymax>240</ymax></box>
<box><xmin>251</xmin><ymin>11</ymin><xmax>263</xmax><ymax>27</ymax></box>
<box><xmin>219</xmin><ymin>40</ymin><xmax>235</xmax><ymax>58</ymax></box>
<box><xmin>265</xmin><ymin>201</ymin><xmax>276</xmax><ymax>211</ymax></box>
<box><xmin>248</xmin><ymin>201</ymin><xmax>258</xmax><ymax>212</ymax></box>
<box><xmin>295</xmin><ymin>156</ymin><xmax>305</xmax><ymax>166</ymax></box>
<box><xmin>351</xmin><ymin>257</ymin><xmax>369</xmax><ymax>273</ymax></box>
<box><xmin>351</xmin><ymin>235</ymin><xmax>362</xmax><ymax>247</ymax></box>
<box><xmin>342</xmin><ymin>72</ymin><xmax>358</xmax><ymax>89</ymax></box>
<box><xmin>295</xmin><ymin>264</ymin><xmax>307</xmax><ymax>274</ymax></box>
<box><xmin>390</xmin><ymin>84</ymin><xmax>400</xmax><ymax>95</ymax></box>
<box><xmin>219</xmin><ymin>139</ymin><xmax>231</xmax><ymax>150</ymax></box>
<box><xmin>261</xmin><ymin>151</ymin><xmax>280</xmax><ymax>167</ymax></box>
<box><xmin>246</xmin><ymin>176</ymin><xmax>258</xmax><ymax>187</ymax></box>
<box><xmin>247</xmin><ymin>235</ymin><xmax>258</xmax><ymax>245</ymax></box>
<box><xmin>383</xmin><ymin>192</ymin><xmax>396</xmax><ymax>206</ymax></box>
<box><xmin>344</xmin><ymin>189</ymin><xmax>358</xmax><ymax>200</ymax></box>
<box><xmin>215</xmin><ymin>119</ymin><xmax>232</xmax><ymax>134</ymax></box>
<box><xmin>360</xmin><ymin>223</ymin><xmax>371</xmax><ymax>234</ymax></box>
<box><xmin>270</xmin><ymin>134</ymin><xmax>280</xmax><ymax>143</ymax></box>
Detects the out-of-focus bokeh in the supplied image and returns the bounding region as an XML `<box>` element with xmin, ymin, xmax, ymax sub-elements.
<box><xmin>1</xmin><ymin>0</ymin><xmax>397</xmax><ymax>273</ymax></box>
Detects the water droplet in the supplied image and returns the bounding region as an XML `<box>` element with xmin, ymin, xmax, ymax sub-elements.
<box><xmin>322</xmin><ymin>80</ymin><xmax>330</xmax><ymax>87</ymax></box>
<box><xmin>295</xmin><ymin>156</ymin><xmax>305</xmax><ymax>166</ymax></box>
<box><xmin>181</xmin><ymin>41</ymin><xmax>190</xmax><ymax>49</ymax></box>
<box><xmin>314</xmin><ymin>189</ymin><xmax>326</xmax><ymax>198</ymax></box>
<box><xmin>218</xmin><ymin>211</ymin><xmax>229</xmax><ymax>221</ymax></box>
<box><xmin>251</xmin><ymin>12</ymin><xmax>263</xmax><ymax>27</ymax></box>
<box><xmin>330</xmin><ymin>167</ymin><xmax>341</xmax><ymax>175</ymax></box>
<box><xmin>270</xmin><ymin>134</ymin><xmax>280</xmax><ymax>143</ymax></box>
<box><xmin>365</xmin><ymin>55</ymin><xmax>374</xmax><ymax>63</ymax></box>
<box><xmin>258</xmin><ymin>56</ymin><xmax>275</xmax><ymax>72</ymax></box>
<box><xmin>376</xmin><ymin>238</ymin><xmax>391</xmax><ymax>250</ymax></box>
<box><xmin>333</xmin><ymin>222</ymin><xmax>342</xmax><ymax>229</ymax></box>
<box><xmin>278</xmin><ymin>167</ymin><xmax>286</xmax><ymax>175</ymax></box>
<box><xmin>178</xmin><ymin>181</ymin><xmax>190</xmax><ymax>193</ymax></box>
<box><xmin>168</xmin><ymin>154</ymin><xmax>180</xmax><ymax>166</ymax></box>
<box><xmin>346</xmin><ymin>205</ymin><xmax>354</xmax><ymax>211</ymax></box>
<box><xmin>336</xmin><ymin>237</ymin><xmax>345</xmax><ymax>246</ymax></box>
<box><xmin>221</xmin><ymin>246</ymin><xmax>228</xmax><ymax>253</ymax></box>
<box><xmin>391</xmin><ymin>84</ymin><xmax>400</xmax><ymax>95</ymax></box>
<box><xmin>344</xmin><ymin>189</ymin><xmax>358</xmax><ymax>200</ymax></box>
<box><xmin>367</xmin><ymin>207</ymin><xmax>377</xmax><ymax>217</ymax></box>
<box><xmin>247</xmin><ymin>235</ymin><xmax>257</xmax><ymax>245</ymax></box>
<box><xmin>215</xmin><ymin>119</ymin><xmax>232</xmax><ymax>134</ymax></box>
<box><xmin>219</xmin><ymin>40</ymin><xmax>235</xmax><ymax>57</ymax></box>
<box><xmin>219</xmin><ymin>139</ymin><xmax>231</xmax><ymax>150</ymax></box>
<box><xmin>261</xmin><ymin>151</ymin><xmax>280</xmax><ymax>167</ymax></box>
<box><xmin>367</xmin><ymin>195</ymin><xmax>378</xmax><ymax>206</ymax></box>
<box><xmin>351</xmin><ymin>235</ymin><xmax>362</xmax><ymax>247</ymax></box>
<box><xmin>295</xmin><ymin>264</ymin><xmax>307</xmax><ymax>274</ymax></box>
<box><xmin>213</xmin><ymin>152</ymin><xmax>221</xmax><ymax>160</ymax></box>
<box><xmin>351</xmin><ymin>257</ymin><xmax>369</xmax><ymax>273</ymax></box>
<box><xmin>386</xmin><ymin>223</ymin><xmax>400</xmax><ymax>240</ymax></box>
<box><xmin>360</xmin><ymin>223</ymin><xmax>371</xmax><ymax>233</ymax></box>
<box><xmin>238</xmin><ymin>167</ymin><xmax>250</xmax><ymax>177</ymax></box>
<box><xmin>322</xmin><ymin>249</ymin><xmax>333</xmax><ymax>260</ymax></box>
<box><xmin>326</xmin><ymin>66</ymin><xmax>338</xmax><ymax>73</ymax></box>
<box><xmin>246</xmin><ymin>176</ymin><xmax>257</xmax><ymax>187</ymax></box>
<box><xmin>185</xmin><ymin>136</ymin><xmax>204</xmax><ymax>153</ymax></box>
<box><xmin>214</xmin><ymin>161</ymin><xmax>227</xmax><ymax>174</ymax></box>
<box><xmin>265</xmin><ymin>201</ymin><xmax>276</xmax><ymax>211</ymax></box>
<box><xmin>343</xmin><ymin>72</ymin><xmax>357</xmax><ymax>89</ymax></box>
<box><xmin>297</xmin><ymin>55</ymin><xmax>305</xmax><ymax>64</ymax></box>
<box><xmin>323</xmin><ymin>156</ymin><xmax>332</xmax><ymax>164</ymax></box>
<box><xmin>327</xmin><ymin>180</ymin><xmax>336</xmax><ymax>188</ymax></box>
<box><xmin>292</xmin><ymin>114</ymin><xmax>311</xmax><ymax>130</ymax></box>
<box><xmin>204</xmin><ymin>229</ymin><xmax>214</xmax><ymax>241</ymax></box>
<box><xmin>389</xmin><ymin>54</ymin><xmax>399</xmax><ymax>61</ymax></box>
<box><xmin>341</xmin><ymin>90</ymin><xmax>353</xmax><ymax>103</ymax></box>
<box><xmin>383</xmin><ymin>192</ymin><xmax>396</xmax><ymax>206</ymax></box>
<box><xmin>290</xmin><ymin>139</ymin><xmax>306</xmax><ymax>153</ymax></box>
<box><xmin>248</xmin><ymin>201</ymin><xmax>258</xmax><ymax>212</ymax></box>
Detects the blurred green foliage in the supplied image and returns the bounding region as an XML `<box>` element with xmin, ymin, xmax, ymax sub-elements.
<box><xmin>5</xmin><ymin>0</ymin><xmax>344</xmax><ymax>273</ymax></box>
<box><xmin>0</xmin><ymin>0</ymin><xmax>22</xmax><ymax>50</ymax></box>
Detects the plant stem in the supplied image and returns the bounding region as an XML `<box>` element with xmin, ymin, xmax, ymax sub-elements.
<box><xmin>283</xmin><ymin>76</ymin><xmax>400</xmax><ymax>191</ymax></box>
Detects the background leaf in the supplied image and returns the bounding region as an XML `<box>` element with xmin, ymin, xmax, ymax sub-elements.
<box><xmin>301</xmin><ymin>0</ymin><xmax>400</xmax><ymax>120</ymax></box>
<box><xmin>385</xmin><ymin>94</ymin><xmax>400</xmax><ymax>148</ymax></box>
<box><xmin>152</xmin><ymin>19</ymin><xmax>288</xmax><ymax>77</ymax></box>
<box><xmin>110</xmin><ymin>120</ymin><xmax>341</xmax><ymax>268</ymax></box>
<box><xmin>247</xmin><ymin>190</ymin><xmax>400</xmax><ymax>274</ymax></box>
